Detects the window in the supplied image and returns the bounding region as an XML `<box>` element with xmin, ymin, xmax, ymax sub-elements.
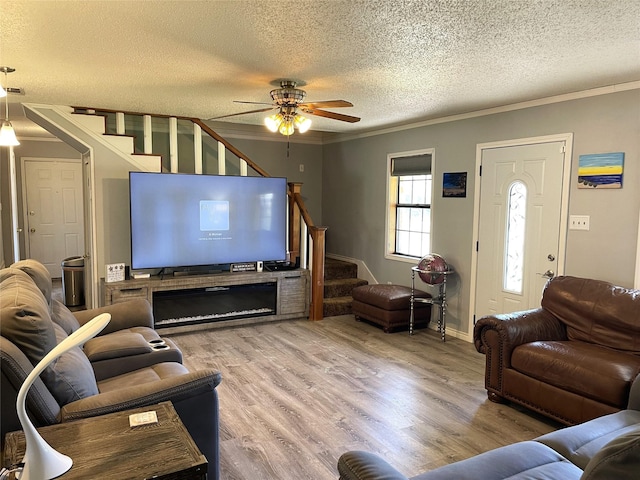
<box><xmin>386</xmin><ymin>150</ymin><xmax>434</xmax><ymax>261</ymax></box>
<box><xmin>504</xmin><ymin>181</ymin><xmax>527</xmax><ymax>293</ymax></box>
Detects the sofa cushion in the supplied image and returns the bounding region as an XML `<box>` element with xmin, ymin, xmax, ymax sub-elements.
<box><xmin>541</xmin><ymin>276</ymin><xmax>640</xmax><ymax>353</ymax></box>
<box><xmin>11</xmin><ymin>259</ymin><xmax>53</xmax><ymax>305</ymax></box>
<box><xmin>581</xmin><ymin>427</ymin><xmax>640</xmax><ymax>479</ymax></box>
<box><xmin>537</xmin><ymin>410</ymin><xmax>640</xmax><ymax>469</ymax></box>
<box><xmin>511</xmin><ymin>340</ymin><xmax>640</xmax><ymax>407</ymax></box>
<box><xmin>0</xmin><ymin>268</ymin><xmax>56</xmax><ymax>365</ymax></box>
<box><xmin>41</xmin><ymin>323</ymin><xmax>99</xmax><ymax>405</ymax></box>
<box><xmin>97</xmin><ymin>362</ymin><xmax>193</xmax><ymax>392</ymax></box>
<box><xmin>51</xmin><ymin>299</ymin><xmax>81</xmax><ymax>334</ymax></box>
<box><xmin>412</xmin><ymin>441</ymin><xmax>583</xmax><ymax>480</ymax></box>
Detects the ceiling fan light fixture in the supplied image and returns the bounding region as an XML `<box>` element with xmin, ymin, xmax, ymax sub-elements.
<box><xmin>278</xmin><ymin>118</ymin><xmax>295</xmax><ymax>136</ymax></box>
<box><xmin>264</xmin><ymin>113</ymin><xmax>282</xmax><ymax>132</ymax></box>
<box><xmin>294</xmin><ymin>114</ymin><xmax>311</xmax><ymax>133</ymax></box>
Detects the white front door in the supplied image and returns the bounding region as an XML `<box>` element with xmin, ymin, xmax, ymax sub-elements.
<box><xmin>24</xmin><ymin>159</ymin><xmax>84</xmax><ymax>278</ymax></box>
<box><xmin>474</xmin><ymin>137</ymin><xmax>570</xmax><ymax>320</ymax></box>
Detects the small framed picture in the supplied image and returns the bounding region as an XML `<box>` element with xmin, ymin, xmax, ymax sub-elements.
<box><xmin>105</xmin><ymin>263</ymin><xmax>125</xmax><ymax>283</ymax></box>
<box><xmin>443</xmin><ymin>172</ymin><xmax>467</xmax><ymax>198</ymax></box>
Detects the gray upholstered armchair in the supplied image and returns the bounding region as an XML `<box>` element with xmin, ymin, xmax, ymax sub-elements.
<box><xmin>0</xmin><ymin>260</ymin><xmax>222</xmax><ymax>479</ymax></box>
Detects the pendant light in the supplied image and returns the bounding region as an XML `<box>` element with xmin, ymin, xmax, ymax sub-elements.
<box><xmin>0</xmin><ymin>66</ymin><xmax>19</xmax><ymax>146</ymax></box>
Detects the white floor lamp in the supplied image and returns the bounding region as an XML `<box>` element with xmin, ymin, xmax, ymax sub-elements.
<box><xmin>15</xmin><ymin>313</ymin><xmax>111</xmax><ymax>480</ymax></box>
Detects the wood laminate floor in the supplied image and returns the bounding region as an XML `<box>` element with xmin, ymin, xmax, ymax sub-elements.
<box><xmin>167</xmin><ymin>317</ymin><xmax>559</xmax><ymax>480</ymax></box>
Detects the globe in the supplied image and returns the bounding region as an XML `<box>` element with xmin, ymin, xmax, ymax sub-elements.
<box><xmin>417</xmin><ymin>254</ymin><xmax>449</xmax><ymax>284</ymax></box>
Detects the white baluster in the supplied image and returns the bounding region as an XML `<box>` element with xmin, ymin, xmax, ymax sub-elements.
<box><xmin>169</xmin><ymin>117</ymin><xmax>178</xmax><ymax>173</ymax></box>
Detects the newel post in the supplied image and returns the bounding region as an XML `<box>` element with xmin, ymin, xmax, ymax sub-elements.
<box><xmin>309</xmin><ymin>226</ymin><xmax>326</xmax><ymax>321</ymax></box>
<box><xmin>288</xmin><ymin>182</ymin><xmax>302</xmax><ymax>262</ymax></box>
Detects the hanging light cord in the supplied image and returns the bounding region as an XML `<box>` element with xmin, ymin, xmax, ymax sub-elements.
<box><xmin>3</xmin><ymin>70</ymin><xmax>8</xmax><ymax>121</ymax></box>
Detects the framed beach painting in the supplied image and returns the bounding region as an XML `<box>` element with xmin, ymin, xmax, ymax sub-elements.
<box><xmin>578</xmin><ymin>152</ymin><xmax>624</xmax><ymax>189</ymax></box>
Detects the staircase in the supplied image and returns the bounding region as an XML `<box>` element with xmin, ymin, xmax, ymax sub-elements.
<box><xmin>24</xmin><ymin>104</ymin><xmax>328</xmax><ymax>318</ymax></box>
<box><xmin>323</xmin><ymin>258</ymin><xmax>368</xmax><ymax>317</ymax></box>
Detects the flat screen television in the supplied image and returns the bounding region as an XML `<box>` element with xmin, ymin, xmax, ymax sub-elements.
<box><xmin>129</xmin><ymin>172</ymin><xmax>287</xmax><ymax>271</ymax></box>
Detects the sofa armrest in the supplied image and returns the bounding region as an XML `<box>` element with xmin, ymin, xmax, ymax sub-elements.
<box><xmin>473</xmin><ymin>308</ymin><xmax>567</xmax><ymax>398</ymax></box>
<box><xmin>58</xmin><ymin>367</ymin><xmax>221</xmax><ymax>421</ymax></box>
<box><xmin>338</xmin><ymin>451</ymin><xmax>409</xmax><ymax>480</ymax></box>
<box><xmin>473</xmin><ymin>307</ymin><xmax>567</xmax><ymax>357</ymax></box>
<box><xmin>73</xmin><ymin>298</ymin><xmax>154</xmax><ymax>334</ymax></box>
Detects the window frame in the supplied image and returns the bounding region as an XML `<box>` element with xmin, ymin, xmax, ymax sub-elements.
<box><xmin>385</xmin><ymin>148</ymin><xmax>435</xmax><ymax>264</ymax></box>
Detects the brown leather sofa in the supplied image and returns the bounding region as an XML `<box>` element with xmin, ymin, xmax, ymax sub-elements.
<box><xmin>473</xmin><ymin>275</ymin><xmax>640</xmax><ymax>426</ymax></box>
<box><xmin>0</xmin><ymin>260</ymin><xmax>222</xmax><ymax>478</ymax></box>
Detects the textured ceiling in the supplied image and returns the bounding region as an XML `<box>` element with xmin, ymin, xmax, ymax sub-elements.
<box><xmin>1</xmin><ymin>0</ymin><xmax>639</xmax><ymax>138</ymax></box>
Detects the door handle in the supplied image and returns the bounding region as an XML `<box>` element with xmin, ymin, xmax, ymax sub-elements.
<box><xmin>538</xmin><ymin>269</ymin><xmax>555</xmax><ymax>279</ymax></box>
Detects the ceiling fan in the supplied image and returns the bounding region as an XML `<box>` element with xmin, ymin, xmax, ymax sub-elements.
<box><xmin>210</xmin><ymin>80</ymin><xmax>360</xmax><ymax>135</ymax></box>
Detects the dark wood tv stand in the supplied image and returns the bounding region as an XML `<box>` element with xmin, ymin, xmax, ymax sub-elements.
<box><xmin>101</xmin><ymin>269</ymin><xmax>310</xmax><ymax>333</ymax></box>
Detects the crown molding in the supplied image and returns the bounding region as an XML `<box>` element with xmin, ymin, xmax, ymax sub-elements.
<box><xmin>325</xmin><ymin>81</ymin><xmax>640</xmax><ymax>144</ymax></box>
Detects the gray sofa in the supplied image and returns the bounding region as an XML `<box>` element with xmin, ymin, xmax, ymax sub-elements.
<box><xmin>337</xmin><ymin>376</ymin><xmax>640</xmax><ymax>479</ymax></box>
<box><xmin>0</xmin><ymin>260</ymin><xmax>222</xmax><ymax>479</ymax></box>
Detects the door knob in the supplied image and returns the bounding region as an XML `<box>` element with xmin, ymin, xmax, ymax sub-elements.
<box><xmin>30</xmin><ymin>228</ymin><xmax>36</xmax><ymax>233</ymax></box>
<box><xmin>539</xmin><ymin>269</ymin><xmax>555</xmax><ymax>279</ymax></box>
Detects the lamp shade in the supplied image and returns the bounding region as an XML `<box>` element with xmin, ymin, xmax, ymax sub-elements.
<box><xmin>0</xmin><ymin>120</ymin><xmax>20</xmax><ymax>146</ymax></box>
<box><xmin>16</xmin><ymin>313</ymin><xmax>111</xmax><ymax>480</ymax></box>
<box><xmin>294</xmin><ymin>115</ymin><xmax>312</xmax><ymax>133</ymax></box>
<box><xmin>278</xmin><ymin>119</ymin><xmax>294</xmax><ymax>136</ymax></box>
<box><xmin>264</xmin><ymin>114</ymin><xmax>282</xmax><ymax>132</ymax></box>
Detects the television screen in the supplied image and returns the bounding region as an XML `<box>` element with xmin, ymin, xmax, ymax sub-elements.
<box><xmin>129</xmin><ymin>172</ymin><xmax>287</xmax><ymax>270</ymax></box>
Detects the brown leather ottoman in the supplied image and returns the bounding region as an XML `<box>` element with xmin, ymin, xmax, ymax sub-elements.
<box><xmin>352</xmin><ymin>284</ymin><xmax>431</xmax><ymax>333</ymax></box>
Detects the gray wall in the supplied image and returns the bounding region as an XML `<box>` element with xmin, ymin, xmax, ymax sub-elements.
<box><xmin>322</xmin><ymin>89</ymin><xmax>640</xmax><ymax>337</ymax></box>
<box><xmin>227</xmin><ymin>137</ymin><xmax>323</xmax><ymax>223</ymax></box>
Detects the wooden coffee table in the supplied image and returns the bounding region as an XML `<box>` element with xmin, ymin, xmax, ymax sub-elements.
<box><xmin>3</xmin><ymin>401</ymin><xmax>207</xmax><ymax>479</ymax></box>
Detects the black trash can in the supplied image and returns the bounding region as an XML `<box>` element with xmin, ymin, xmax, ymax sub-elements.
<box><xmin>61</xmin><ymin>256</ymin><xmax>85</xmax><ymax>307</ymax></box>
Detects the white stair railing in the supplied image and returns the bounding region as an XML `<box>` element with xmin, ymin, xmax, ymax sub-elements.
<box><xmin>72</xmin><ymin>107</ymin><xmax>325</xmax><ymax>319</ymax></box>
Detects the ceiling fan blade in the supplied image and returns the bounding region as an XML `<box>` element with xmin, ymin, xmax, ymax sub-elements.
<box><xmin>208</xmin><ymin>107</ymin><xmax>275</xmax><ymax>120</ymax></box>
<box><xmin>299</xmin><ymin>100</ymin><xmax>353</xmax><ymax>109</ymax></box>
<box><xmin>233</xmin><ymin>100</ymin><xmax>274</xmax><ymax>106</ymax></box>
<box><xmin>302</xmin><ymin>108</ymin><xmax>361</xmax><ymax>123</ymax></box>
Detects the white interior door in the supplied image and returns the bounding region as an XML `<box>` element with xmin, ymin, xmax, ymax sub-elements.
<box><xmin>474</xmin><ymin>140</ymin><xmax>569</xmax><ymax>319</ymax></box>
<box><xmin>24</xmin><ymin>159</ymin><xmax>84</xmax><ymax>278</ymax></box>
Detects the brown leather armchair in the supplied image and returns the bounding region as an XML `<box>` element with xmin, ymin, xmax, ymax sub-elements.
<box><xmin>474</xmin><ymin>275</ymin><xmax>640</xmax><ymax>425</ymax></box>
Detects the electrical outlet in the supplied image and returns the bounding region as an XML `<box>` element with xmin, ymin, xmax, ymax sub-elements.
<box><xmin>569</xmin><ymin>215</ymin><xmax>590</xmax><ymax>231</ymax></box>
